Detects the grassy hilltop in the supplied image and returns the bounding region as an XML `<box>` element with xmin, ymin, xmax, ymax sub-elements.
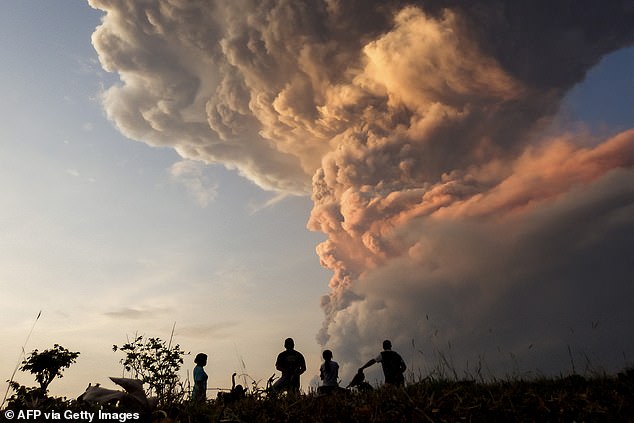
<box><xmin>172</xmin><ymin>370</ymin><xmax>634</xmax><ymax>423</ymax></box>
<box><xmin>3</xmin><ymin>339</ymin><xmax>632</xmax><ymax>422</ymax></box>
<box><xmin>2</xmin><ymin>370</ymin><xmax>633</xmax><ymax>422</ymax></box>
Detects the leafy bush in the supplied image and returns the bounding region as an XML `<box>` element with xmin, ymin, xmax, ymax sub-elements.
<box><xmin>19</xmin><ymin>344</ymin><xmax>80</xmax><ymax>391</ymax></box>
<box><xmin>4</xmin><ymin>344</ymin><xmax>79</xmax><ymax>410</ymax></box>
<box><xmin>113</xmin><ymin>335</ymin><xmax>187</xmax><ymax>406</ymax></box>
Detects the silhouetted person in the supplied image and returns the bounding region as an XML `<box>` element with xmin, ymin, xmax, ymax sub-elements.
<box><xmin>230</xmin><ymin>372</ymin><xmax>246</xmax><ymax>400</ymax></box>
<box><xmin>318</xmin><ymin>349</ymin><xmax>339</xmax><ymax>395</ymax></box>
<box><xmin>218</xmin><ymin>372</ymin><xmax>246</xmax><ymax>403</ymax></box>
<box><xmin>272</xmin><ymin>338</ymin><xmax>306</xmax><ymax>394</ymax></box>
<box><xmin>347</xmin><ymin>369</ymin><xmax>373</xmax><ymax>392</ymax></box>
<box><xmin>192</xmin><ymin>353</ymin><xmax>208</xmax><ymax>401</ymax></box>
<box><xmin>359</xmin><ymin>340</ymin><xmax>406</xmax><ymax>386</ymax></box>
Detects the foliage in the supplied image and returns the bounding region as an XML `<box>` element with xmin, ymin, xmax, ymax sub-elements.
<box><xmin>4</xmin><ymin>348</ymin><xmax>634</xmax><ymax>421</ymax></box>
<box><xmin>19</xmin><ymin>344</ymin><xmax>80</xmax><ymax>391</ymax></box>
<box><xmin>113</xmin><ymin>335</ymin><xmax>187</xmax><ymax>406</ymax></box>
<box><xmin>4</xmin><ymin>383</ymin><xmax>70</xmax><ymax>412</ymax></box>
<box><xmin>5</xmin><ymin>383</ymin><xmax>46</xmax><ymax>410</ymax></box>
<box><xmin>159</xmin><ymin>370</ymin><xmax>634</xmax><ymax>422</ymax></box>
<box><xmin>4</xmin><ymin>344</ymin><xmax>79</xmax><ymax>411</ymax></box>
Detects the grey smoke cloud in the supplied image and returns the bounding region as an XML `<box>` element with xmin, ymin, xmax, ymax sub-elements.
<box><xmin>89</xmin><ymin>0</ymin><xmax>634</xmax><ymax>379</ymax></box>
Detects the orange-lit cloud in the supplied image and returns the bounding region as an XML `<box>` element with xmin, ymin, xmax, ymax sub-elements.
<box><xmin>90</xmin><ymin>0</ymin><xmax>634</xmax><ymax>379</ymax></box>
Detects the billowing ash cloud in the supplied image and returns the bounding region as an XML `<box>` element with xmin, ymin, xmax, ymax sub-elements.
<box><xmin>90</xmin><ymin>0</ymin><xmax>634</xmax><ymax>378</ymax></box>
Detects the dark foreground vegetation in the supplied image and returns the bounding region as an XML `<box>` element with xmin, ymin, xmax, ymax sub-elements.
<box><xmin>3</xmin><ymin>338</ymin><xmax>633</xmax><ymax>422</ymax></box>
<box><xmin>173</xmin><ymin>371</ymin><xmax>634</xmax><ymax>423</ymax></box>
<box><xmin>3</xmin><ymin>371</ymin><xmax>634</xmax><ymax>422</ymax></box>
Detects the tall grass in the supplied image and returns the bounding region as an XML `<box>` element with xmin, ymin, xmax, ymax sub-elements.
<box><xmin>166</xmin><ymin>369</ymin><xmax>634</xmax><ymax>422</ymax></box>
<box><xmin>1</xmin><ymin>311</ymin><xmax>41</xmax><ymax>408</ymax></box>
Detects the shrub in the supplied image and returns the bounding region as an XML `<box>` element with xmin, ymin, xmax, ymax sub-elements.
<box><xmin>5</xmin><ymin>344</ymin><xmax>79</xmax><ymax>410</ymax></box>
<box><xmin>113</xmin><ymin>335</ymin><xmax>187</xmax><ymax>406</ymax></box>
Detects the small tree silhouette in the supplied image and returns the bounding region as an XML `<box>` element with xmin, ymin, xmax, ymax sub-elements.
<box><xmin>20</xmin><ymin>344</ymin><xmax>80</xmax><ymax>392</ymax></box>
<box><xmin>113</xmin><ymin>335</ymin><xmax>187</xmax><ymax>406</ymax></box>
<box><xmin>6</xmin><ymin>344</ymin><xmax>80</xmax><ymax>409</ymax></box>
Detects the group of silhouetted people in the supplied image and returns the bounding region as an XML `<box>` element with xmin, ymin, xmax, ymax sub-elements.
<box><xmin>191</xmin><ymin>338</ymin><xmax>406</xmax><ymax>401</ymax></box>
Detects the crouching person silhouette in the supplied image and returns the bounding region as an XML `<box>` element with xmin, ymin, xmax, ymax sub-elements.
<box><xmin>218</xmin><ymin>372</ymin><xmax>246</xmax><ymax>403</ymax></box>
<box><xmin>359</xmin><ymin>340</ymin><xmax>406</xmax><ymax>387</ymax></box>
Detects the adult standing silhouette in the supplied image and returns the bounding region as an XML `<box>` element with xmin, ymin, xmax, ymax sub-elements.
<box><xmin>272</xmin><ymin>338</ymin><xmax>306</xmax><ymax>393</ymax></box>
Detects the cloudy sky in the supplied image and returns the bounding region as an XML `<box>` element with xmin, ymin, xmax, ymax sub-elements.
<box><xmin>1</xmin><ymin>0</ymin><xmax>633</xmax><ymax>398</ymax></box>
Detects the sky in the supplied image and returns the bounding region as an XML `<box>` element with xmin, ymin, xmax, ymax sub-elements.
<box><xmin>1</xmin><ymin>0</ymin><xmax>633</xmax><ymax>400</ymax></box>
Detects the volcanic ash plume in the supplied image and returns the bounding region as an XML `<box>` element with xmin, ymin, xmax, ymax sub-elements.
<box><xmin>90</xmin><ymin>0</ymin><xmax>634</xmax><ymax>376</ymax></box>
